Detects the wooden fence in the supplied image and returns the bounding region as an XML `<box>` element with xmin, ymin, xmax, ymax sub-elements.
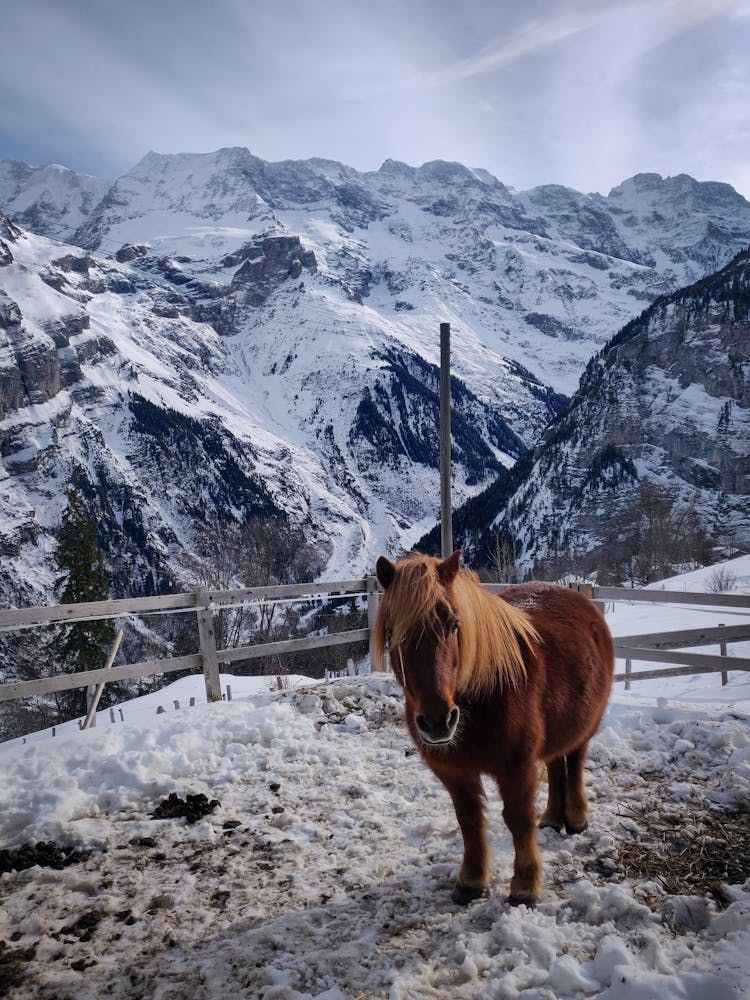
<box><xmin>0</xmin><ymin>580</ymin><xmax>748</xmax><ymax>714</ymax></box>
<box><xmin>0</xmin><ymin>578</ymin><xmax>378</xmax><ymax>707</ymax></box>
<box><xmin>591</xmin><ymin>585</ymin><xmax>750</xmax><ymax>688</ymax></box>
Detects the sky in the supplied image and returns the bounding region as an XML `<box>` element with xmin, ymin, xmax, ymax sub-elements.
<box><xmin>2</xmin><ymin>0</ymin><xmax>750</xmax><ymax>198</ymax></box>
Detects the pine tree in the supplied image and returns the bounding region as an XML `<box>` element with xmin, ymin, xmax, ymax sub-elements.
<box><xmin>54</xmin><ymin>488</ymin><xmax>116</xmax><ymax>719</ymax></box>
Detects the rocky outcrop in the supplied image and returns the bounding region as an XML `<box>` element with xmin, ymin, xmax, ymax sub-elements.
<box><xmin>0</xmin><ymin>212</ymin><xmax>21</xmax><ymax>266</ymax></box>
<box><xmin>229</xmin><ymin>235</ymin><xmax>317</xmax><ymax>306</ymax></box>
<box><xmin>51</xmin><ymin>253</ymin><xmax>92</xmax><ymax>274</ymax></box>
<box><xmin>115</xmin><ymin>243</ymin><xmax>149</xmax><ymax>263</ymax></box>
<box><xmin>0</xmin><ymin>213</ymin><xmax>21</xmax><ymax>243</ymax></box>
<box><xmin>0</xmin><ymin>293</ymin><xmax>61</xmax><ymax>419</ymax></box>
<box><xmin>0</xmin><ymin>294</ymin><xmax>26</xmax><ymax>416</ymax></box>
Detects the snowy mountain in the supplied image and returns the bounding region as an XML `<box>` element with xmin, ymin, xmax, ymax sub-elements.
<box><xmin>6</xmin><ymin>149</ymin><xmax>750</xmax><ymax>398</ymax></box>
<box><xmin>2</xmin><ymin>149</ymin><xmax>750</xmax><ymax>605</ymax></box>
<box><xmin>444</xmin><ymin>249</ymin><xmax>750</xmax><ymax>578</ymax></box>
<box><xmin>0</xmin><ymin>160</ymin><xmax>110</xmax><ymax>242</ymax></box>
<box><xmin>0</xmin><ymin>217</ymin><xmax>532</xmax><ymax>605</ymax></box>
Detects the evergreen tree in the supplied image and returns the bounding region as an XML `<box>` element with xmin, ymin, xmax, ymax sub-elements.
<box><xmin>54</xmin><ymin>488</ymin><xmax>116</xmax><ymax>719</ymax></box>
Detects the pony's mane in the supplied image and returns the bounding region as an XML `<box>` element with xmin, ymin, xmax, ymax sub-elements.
<box><xmin>374</xmin><ymin>553</ymin><xmax>539</xmax><ymax>697</ymax></box>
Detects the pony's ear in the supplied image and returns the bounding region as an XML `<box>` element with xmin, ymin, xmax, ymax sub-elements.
<box><xmin>376</xmin><ymin>556</ymin><xmax>396</xmax><ymax>590</ymax></box>
<box><xmin>437</xmin><ymin>549</ymin><xmax>462</xmax><ymax>584</ymax></box>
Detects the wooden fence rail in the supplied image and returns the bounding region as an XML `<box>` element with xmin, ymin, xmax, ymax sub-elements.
<box><xmin>613</xmin><ymin>624</ymin><xmax>749</xmax><ymax>649</ymax></box>
<box><xmin>591</xmin><ymin>586</ymin><xmax>750</xmax><ymax>609</ymax></box>
<box><xmin>0</xmin><ymin>580</ymin><xmax>748</xmax><ymax>710</ymax></box>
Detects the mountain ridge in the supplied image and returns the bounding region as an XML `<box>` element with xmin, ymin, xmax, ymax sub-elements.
<box><xmin>2</xmin><ymin>149</ymin><xmax>749</xmax><ymax>604</ymax></box>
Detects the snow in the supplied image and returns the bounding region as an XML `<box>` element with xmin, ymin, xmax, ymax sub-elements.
<box><xmin>1</xmin><ymin>561</ymin><xmax>748</xmax><ymax>998</ymax></box>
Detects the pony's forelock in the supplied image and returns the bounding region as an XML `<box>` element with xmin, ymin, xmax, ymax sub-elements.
<box><xmin>374</xmin><ymin>555</ymin><xmax>444</xmax><ymax>668</ymax></box>
<box><xmin>374</xmin><ymin>553</ymin><xmax>539</xmax><ymax>694</ymax></box>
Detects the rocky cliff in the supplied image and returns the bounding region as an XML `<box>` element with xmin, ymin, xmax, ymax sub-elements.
<box><xmin>442</xmin><ymin>249</ymin><xmax>750</xmax><ymax>578</ymax></box>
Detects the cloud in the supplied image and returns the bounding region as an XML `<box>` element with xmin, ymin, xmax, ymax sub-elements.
<box><xmin>1</xmin><ymin>0</ymin><xmax>748</xmax><ymax>198</ymax></box>
<box><xmin>413</xmin><ymin>12</ymin><xmax>598</xmax><ymax>88</ymax></box>
<box><xmin>413</xmin><ymin>0</ymin><xmax>739</xmax><ymax>92</ymax></box>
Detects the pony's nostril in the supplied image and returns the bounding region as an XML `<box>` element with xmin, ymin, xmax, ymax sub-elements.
<box><xmin>447</xmin><ymin>707</ymin><xmax>460</xmax><ymax>730</ymax></box>
<box><xmin>415</xmin><ymin>714</ymin><xmax>431</xmax><ymax>734</ymax></box>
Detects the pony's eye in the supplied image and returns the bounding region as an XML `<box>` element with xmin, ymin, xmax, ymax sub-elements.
<box><xmin>449</xmin><ymin>620</ymin><xmax>459</xmax><ymax>635</ymax></box>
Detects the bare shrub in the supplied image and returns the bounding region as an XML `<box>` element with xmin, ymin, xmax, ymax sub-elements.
<box><xmin>486</xmin><ymin>532</ymin><xmax>521</xmax><ymax>584</ymax></box>
<box><xmin>706</xmin><ymin>566</ymin><xmax>737</xmax><ymax>593</ymax></box>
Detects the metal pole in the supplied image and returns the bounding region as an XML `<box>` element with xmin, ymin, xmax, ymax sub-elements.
<box><xmin>440</xmin><ymin>322</ymin><xmax>453</xmax><ymax>558</ymax></box>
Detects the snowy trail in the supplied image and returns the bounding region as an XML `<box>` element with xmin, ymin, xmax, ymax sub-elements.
<box><xmin>1</xmin><ymin>675</ymin><xmax>748</xmax><ymax>999</ymax></box>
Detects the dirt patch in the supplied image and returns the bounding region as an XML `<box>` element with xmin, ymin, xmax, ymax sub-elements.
<box><xmin>613</xmin><ymin>804</ymin><xmax>749</xmax><ymax>905</ymax></box>
<box><xmin>150</xmin><ymin>792</ymin><xmax>220</xmax><ymax>824</ymax></box>
<box><xmin>58</xmin><ymin>909</ymin><xmax>105</xmax><ymax>943</ymax></box>
<box><xmin>0</xmin><ymin>841</ymin><xmax>90</xmax><ymax>874</ymax></box>
<box><xmin>0</xmin><ymin>940</ymin><xmax>36</xmax><ymax>994</ymax></box>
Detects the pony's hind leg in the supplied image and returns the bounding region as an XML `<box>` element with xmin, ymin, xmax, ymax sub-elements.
<box><xmin>435</xmin><ymin>769</ymin><xmax>489</xmax><ymax>904</ymax></box>
<box><xmin>564</xmin><ymin>743</ymin><xmax>590</xmax><ymax>834</ymax></box>
<box><xmin>539</xmin><ymin>756</ymin><xmax>567</xmax><ymax>833</ymax></box>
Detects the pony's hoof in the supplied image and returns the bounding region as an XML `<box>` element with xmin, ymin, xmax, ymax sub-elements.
<box><xmin>565</xmin><ymin>819</ymin><xmax>589</xmax><ymax>835</ymax></box>
<box><xmin>451</xmin><ymin>883</ymin><xmax>488</xmax><ymax>905</ymax></box>
<box><xmin>539</xmin><ymin>819</ymin><xmax>563</xmax><ymax>833</ymax></box>
<box><xmin>508</xmin><ymin>892</ymin><xmax>538</xmax><ymax>908</ymax></box>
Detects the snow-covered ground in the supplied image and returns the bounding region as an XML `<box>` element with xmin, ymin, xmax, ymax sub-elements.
<box><xmin>1</xmin><ymin>560</ymin><xmax>748</xmax><ymax>999</ymax></box>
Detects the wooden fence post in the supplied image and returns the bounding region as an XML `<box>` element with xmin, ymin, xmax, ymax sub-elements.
<box><xmin>569</xmin><ymin>581</ymin><xmax>605</xmax><ymax>615</ymax></box>
<box><xmin>367</xmin><ymin>576</ymin><xmax>380</xmax><ymax>671</ymax></box>
<box><xmin>195</xmin><ymin>590</ymin><xmax>222</xmax><ymax>702</ymax></box>
<box><xmin>719</xmin><ymin>624</ymin><xmax>728</xmax><ymax>686</ymax></box>
<box><xmin>83</xmin><ymin>629</ymin><xmax>124</xmax><ymax>730</ymax></box>
<box><xmin>625</xmin><ymin>659</ymin><xmax>632</xmax><ymax>691</ymax></box>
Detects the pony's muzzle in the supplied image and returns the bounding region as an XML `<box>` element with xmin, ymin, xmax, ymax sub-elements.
<box><xmin>415</xmin><ymin>706</ymin><xmax>460</xmax><ymax>744</ymax></box>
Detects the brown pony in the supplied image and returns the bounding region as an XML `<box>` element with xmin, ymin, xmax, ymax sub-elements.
<box><xmin>374</xmin><ymin>551</ymin><xmax>613</xmax><ymax>906</ymax></box>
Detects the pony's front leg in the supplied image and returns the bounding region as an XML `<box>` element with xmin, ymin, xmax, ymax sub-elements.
<box><xmin>432</xmin><ymin>765</ymin><xmax>488</xmax><ymax>904</ymax></box>
<box><xmin>497</xmin><ymin>767</ymin><xmax>542</xmax><ymax>906</ymax></box>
